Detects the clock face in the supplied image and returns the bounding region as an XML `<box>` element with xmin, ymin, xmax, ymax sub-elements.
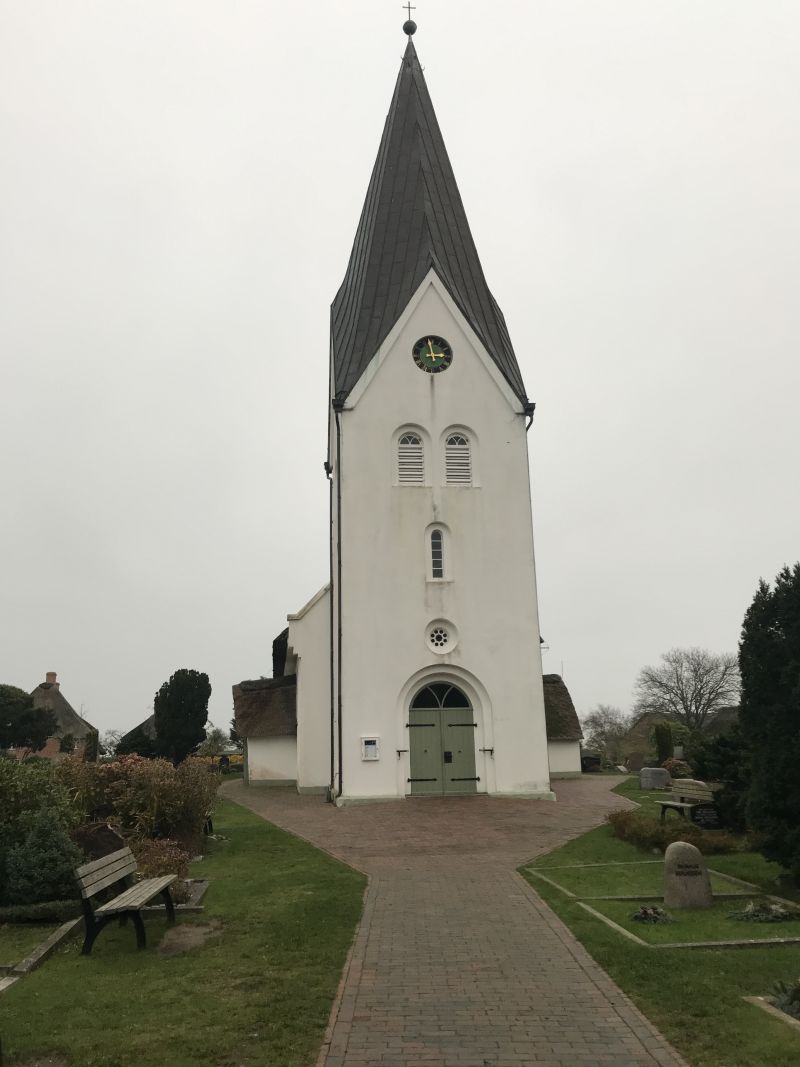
<box><xmin>412</xmin><ymin>335</ymin><xmax>453</xmax><ymax>374</ymax></box>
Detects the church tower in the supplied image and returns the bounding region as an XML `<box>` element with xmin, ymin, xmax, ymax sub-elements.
<box><xmin>302</xmin><ymin>25</ymin><xmax>553</xmax><ymax>803</ymax></box>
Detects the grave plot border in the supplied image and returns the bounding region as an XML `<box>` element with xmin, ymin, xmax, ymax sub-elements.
<box><xmin>2</xmin><ymin>918</ymin><xmax>82</xmax><ymax>983</ymax></box>
<box><xmin>577</xmin><ymin>901</ymin><xmax>800</xmax><ymax>950</ymax></box>
<box><xmin>742</xmin><ymin>996</ymin><xmax>800</xmax><ymax>1033</ymax></box>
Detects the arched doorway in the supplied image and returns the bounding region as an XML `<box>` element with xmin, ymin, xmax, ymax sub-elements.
<box><xmin>407</xmin><ymin>683</ymin><xmax>478</xmax><ymax>796</ymax></box>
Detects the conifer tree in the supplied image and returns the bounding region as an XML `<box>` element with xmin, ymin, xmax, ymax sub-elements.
<box><xmin>153</xmin><ymin>669</ymin><xmax>211</xmax><ymax>764</ymax></box>
<box><xmin>739</xmin><ymin>563</ymin><xmax>800</xmax><ymax>878</ymax></box>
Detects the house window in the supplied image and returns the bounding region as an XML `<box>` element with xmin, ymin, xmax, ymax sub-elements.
<box><xmin>398</xmin><ymin>432</ymin><xmax>424</xmax><ymax>485</ymax></box>
<box><xmin>431</xmin><ymin>529</ymin><xmax>444</xmax><ymax>579</ymax></box>
<box><xmin>445</xmin><ymin>433</ymin><xmax>471</xmax><ymax>485</ymax></box>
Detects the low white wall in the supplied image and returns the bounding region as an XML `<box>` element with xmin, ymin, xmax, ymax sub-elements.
<box><xmin>289</xmin><ymin>586</ymin><xmax>332</xmax><ymax>791</ymax></box>
<box><xmin>247</xmin><ymin>737</ymin><xmax>297</xmax><ymax>784</ymax></box>
<box><xmin>548</xmin><ymin>740</ymin><xmax>581</xmax><ymax>778</ymax></box>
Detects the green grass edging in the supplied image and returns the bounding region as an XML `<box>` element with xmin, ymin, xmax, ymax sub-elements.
<box><xmin>1</xmin><ymin>799</ymin><xmax>366</xmax><ymax>1067</ymax></box>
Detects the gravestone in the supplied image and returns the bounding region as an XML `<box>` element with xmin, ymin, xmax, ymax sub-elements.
<box><xmin>690</xmin><ymin>804</ymin><xmax>722</xmax><ymax>830</ymax></box>
<box><xmin>664</xmin><ymin>841</ymin><xmax>713</xmax><ymax>908</ymax></box>
<box><xmin>640</xmin><ymin>767</ymin><xmax>670</xmax><ymax>790</ymax></box>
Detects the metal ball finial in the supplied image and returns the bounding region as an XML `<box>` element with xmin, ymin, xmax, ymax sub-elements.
<box><xmin>403</xmin><ymin>19</ymin><xmax>417</xmax><ymax>36</ymax></box>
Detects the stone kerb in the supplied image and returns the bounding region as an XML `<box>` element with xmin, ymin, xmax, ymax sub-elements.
<box><xmin>664</xmin><ymin>840</ymin><xmax>713</xmax><ymax>909</ymax></box>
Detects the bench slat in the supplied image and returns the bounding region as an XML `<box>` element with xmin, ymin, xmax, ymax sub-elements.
<box><xmin>95</xmin><ymin>876</ymin><xmax>176</xmax><ymax>915</ymax></box>
<box><xmin>77</xmin><ymin>853</ymin><xmax>138</xmax><ymax>896</ymax></box>
<box><xmin>79</xmin><ymin>854</ymin><xmax>136</xmax><ymax>888</ymax></box>
<box><xmin>80</xmin><ymin>862</ymin><xmax>139</xmax><ymax>899</ymax></box>
<box><xmin>670</xmin><ymin>778</ymin><xmax>714</xmax><ymax>803</ymax></box>
<box><xmin>75</xmin><ymin>847</ymin><xmax>133</xmax><ymax>880</ymax></box>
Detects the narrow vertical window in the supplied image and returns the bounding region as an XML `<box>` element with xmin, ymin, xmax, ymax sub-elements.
<box><xmin>398</xmin><ymin>432</ymin><xmax>424</xmax><ymax>484</ymax></box>
<box><xmin>431</xmin><ymin>529</ymin><xmax>444</xmax><ymax>579</ymax></box>
<box><xmin>445</xmin><ymin>433</ymin><xmax>471</xmax><ymax>485</ymax></box>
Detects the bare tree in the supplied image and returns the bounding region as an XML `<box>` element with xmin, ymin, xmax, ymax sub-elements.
<box><xmin>99</xmin><ymin>729</ymin><xmax>123</xmax><ymax>756</ymax></box>
<box><xmin>581</xmin><ymin>704</ymin><xmax>631</xmax><ymax>763</ymax></box>
<box><xmin>634</xmin><ymin>647</ymin><xmax>740</xmax><ymax>732</ymax></box>
<box><xmin>196</xmin><ymin>725</ymin><xmax>229</xmax><ymax>756</ymax></box>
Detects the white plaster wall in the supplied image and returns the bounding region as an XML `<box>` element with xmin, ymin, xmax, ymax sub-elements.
<box><xmin>548</xmin><ymin>740</ymin><xmax>582</xmax><ymax>776</ymax></box>
<box><xmin>247</xmin><ymin>737</ymin><xmax>297</xmax><ymax>783</ymax></box>
<box><xmin>331</xmin><ymin>272</ymin><xmax>551</xmax><ymax>801</ymax></box>
<box><xmin>288</xmin><ymin>586</ymin><xmax>332</xmax><ymax>790</ymax></box>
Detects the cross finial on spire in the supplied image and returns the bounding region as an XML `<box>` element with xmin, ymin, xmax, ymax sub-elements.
<box><xmin>403</xmin><ymin>2</ymin><xmax>415</xmax><ymax>19</ymax></box>
<box><xmin>402</xmin><ymin>3</ymin><xmax>417</xmax><ymax>35</ymax></box>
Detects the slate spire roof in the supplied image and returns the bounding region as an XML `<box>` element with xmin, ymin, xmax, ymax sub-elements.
<box><xmin>331</xmin><ymin>38</ymin><xmax>529</xmax><ymax>405</ymax></box>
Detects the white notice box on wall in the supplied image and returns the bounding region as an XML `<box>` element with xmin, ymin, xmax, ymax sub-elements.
<box><xmin>361</xmin><ymin>736</ymin><xmax>380</xmax><ymax>761</ymax></box>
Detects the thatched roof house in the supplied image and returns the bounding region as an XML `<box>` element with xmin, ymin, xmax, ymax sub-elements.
<box><xmin>116</xmin><ymin>713</ymin><xmax>157</xmax><ymax>756</ymax></box>
<box><xmin>233</xmin><ymin>675</ymin><xmax>297</xmax><ymax>740</ymax></box>
<box><xmin>542</xmin><ymin>674</ymin><xmax>583</xmax><ymax>742</ymax></box>
<box><xmin>541</xmin><ymin>674</ymin><xmax>583</xmax><ymax>779</ymax></box>
<box><xmin>29</xmin><ymin>671</ymin><xmax>97</xmax><ymax>761</ymax></box>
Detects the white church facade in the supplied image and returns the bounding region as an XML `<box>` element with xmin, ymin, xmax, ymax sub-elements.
<box><xmin>234</xmin><ymin>28</ymin><xmax>582</xmax><ymax>802</ymax></box>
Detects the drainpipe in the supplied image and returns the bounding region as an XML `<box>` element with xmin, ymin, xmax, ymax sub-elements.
<box><xmin>332</xmin><ymin>396</ymin><xmax>345</xmax><ymax>800</ymax></box>
<box><xmin>524</xmin><ymin>401</ymin><xmax>536</xmax><ymax>432</ymax></box>
<box><xmin>325</xmin><ymin>457</ymin><xmax>334</xmax><ymax>799</ymax></box>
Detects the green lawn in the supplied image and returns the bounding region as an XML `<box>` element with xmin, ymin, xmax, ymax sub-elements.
<box><xmin>2</xmin><ymin>799</ymin><xmax>366</xmax><ymax>1067</ymax></box>
<box><xmin>521</xmin><ymin>781</ymin><xmax>800</xmax><ymax>1067</ymax></box>
<box><xmin>527</xmin><ymin>861</ymin><xmax>746</xmax><ymax>899</ymax></box>
<box><xmin>0</xmin><ymin>924</ymin><xmax>58</xmax><ymax>967</ymax></box>
<box><xmin>612</xmin><ymin>776</ymin><xmax>673</xmax><ymax>808</ymax></box>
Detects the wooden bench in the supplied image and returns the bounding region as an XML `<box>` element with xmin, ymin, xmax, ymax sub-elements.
<box><xmin>75</xmin><ymin>846</ymin><xmax>177</xmax><ymax>956</ymax></box>
<box><xmin>658</xmin><ymin>778</ymin><xmax>718</xmax><ymax>825</ymax></box>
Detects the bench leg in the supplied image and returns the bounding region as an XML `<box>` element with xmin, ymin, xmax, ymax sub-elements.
<box><xmin>161</xmin><ymin>887</ymin><xmax>176</xmax><ymax>924</ymax></box>
<box><xmin>81</xmin><ymin>921</ymin><xmax>101</xmax><ymax>956</ymax></box>
<box><xmin>130</xmin><ymin>911</ymin><xmax>147</xmax><ymax>949</ymax></box>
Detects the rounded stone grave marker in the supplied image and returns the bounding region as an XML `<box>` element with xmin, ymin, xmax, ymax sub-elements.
<box><xmin>640</xmin><ymin>767</ymin><xmax>670</xmax><ymax>790</ymax></box>
<box><xmin>663</xmin><ymin>840</ymin><xmax>713</xmax><ymax>909</ymax></box>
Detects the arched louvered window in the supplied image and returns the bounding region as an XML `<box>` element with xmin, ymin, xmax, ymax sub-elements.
<box><xmin>445</xmin><ymin>433</ymin><xmax>472</xmax><ymax>485</ymax></box>
<box><xmin>398</xmin><ymin>432</ymin><xmax>424</xmax><ymax>485</ymax></box>
<box><xmin>430</xmin><ymin>528</ymin><xmax>444</xmax><ymax>579</ymax></box>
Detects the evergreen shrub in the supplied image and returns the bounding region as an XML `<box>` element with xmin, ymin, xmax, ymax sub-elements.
<box><xmin>653</xmin><ymin>722</ymin><xmax>673</xmax><ymax>765</ymax></box>
<box><xmin>739</xmin><ymin>564</ymin><xmax>800</xmax><ymax>880</ymax></box>
<box><xmin>4</xmin><ymin>809</ymin><xmax>82</xmax><ymax>905</ymax></box>
<box><xmin>0</xmin><ymin>900</ymin><xmax>81</xmax><ymax>924</ymax></box>
<box><xmin>686</xmin><ymin>726</ymin><xmax>751</xmax><ymax>833</ymax></box>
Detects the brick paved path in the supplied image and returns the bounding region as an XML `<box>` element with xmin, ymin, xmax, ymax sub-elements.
<box><xmin>223</xmin><ymin>777</ymin><xmax>688</xmax><ymax>1067</ymax></box>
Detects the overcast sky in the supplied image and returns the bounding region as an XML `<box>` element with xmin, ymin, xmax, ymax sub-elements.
<box><xmin>2</xmin><ymin>1</ymin><xmax>798</xmax><ymax>735</ymax></box>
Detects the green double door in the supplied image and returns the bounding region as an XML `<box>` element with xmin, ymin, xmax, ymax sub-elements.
<box><xmin>407</xmin><ymin>683</ymin><xmax>478</xmax><ymax>796</ymax></box>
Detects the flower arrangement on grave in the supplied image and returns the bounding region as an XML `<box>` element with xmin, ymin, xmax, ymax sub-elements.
<box><xmin>728</xmin><ymin>898</ymin><xmax>800</xmax><ymax>923</ymax></box>
<box><xmin>771</xmin><ymin>978</ymin><xmax>800</xmax><ymax>1020</ymax></box>
<box><xmin>772</xmin><ymin>977</ymin><xmax>800</xmax><ymax>1020</ymax></box>
<box><xmin>631</xmin><ymin>905</ymin><xmax>673</xmax><ymax>924</ymax></box>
